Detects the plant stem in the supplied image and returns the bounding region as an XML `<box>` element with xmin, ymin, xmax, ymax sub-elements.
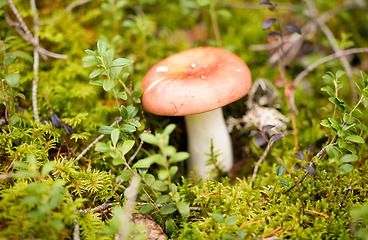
<box><xmin>210</xmin><ymin>2</ymin><xmax>222</xmax><ymax>47</ymax></box>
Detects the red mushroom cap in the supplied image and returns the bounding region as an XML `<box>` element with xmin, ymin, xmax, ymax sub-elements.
<box><xmin>141</xmin><ymin>47</ymin><xmax>252</xmax><ymax>116</ymax></box>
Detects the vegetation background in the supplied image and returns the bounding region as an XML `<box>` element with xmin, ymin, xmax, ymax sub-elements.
<box><xmin>0</xmin><ymin>0</ymin><xmax>368</xmax><ymax>239</ymax></box>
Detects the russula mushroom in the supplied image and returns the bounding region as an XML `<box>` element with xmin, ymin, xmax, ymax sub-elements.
<box><xmin>141</xmin><ymin>47</ymin><xmax>251</xmax><ymax>178</ymax></box>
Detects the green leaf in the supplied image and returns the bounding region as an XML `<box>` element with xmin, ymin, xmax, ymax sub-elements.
<box><xmin>163</xmin><ymin>124</ymin><xmax>176</xmax><ymax>136</ymax></box>
<box><xmin>118</xmin><ymin>140</ymin><xmax>135</xmax><ymax>155</ymax></box>
<box><xmin>127</xmin><ymin>106</ymin><xmax>138</xmax><ymax>119</ymax></box>
<box><xmin>89</xmin><ymin>79</ymin><xmax>103</xmax><ymax>86</ymax></box>
<box><xmin>95</xmin><ymin>142</ymin><xmax>113</xmax><ymax>153</ymax></box>
<box><xmin>89</xmin><ymin>68</ymin><xmax>104</xmax><ymax>78</ymax></box>
<box><xmin>345</xmin><ymin>135</ymin><xmax>365</xmax><ymax>144</ymax></box>
<box><xmin>85</xmin><ymin>49</ymin><xmax>97</xmax><ymax>56</ymax></box>
<box><xmin>326</xmin><ymin>145</ymin><xmax>339</xmax><ymax>160</ymax></box>
<box><xmin>213</xmin><ymin>213</ymin><xmax>225</xmax><ymax>222</ymax></box>
<box><xmin>337</xmin><ymin>164</ymin><xmax>354</xmax><ymax>175</ymax></box>
<box><xmin>117</xmin><ymin>170</ymin><xmax>132</xmax><ymax>182</ymax></box>
<box><xmin>328</xmin><ymin>97</ymin><xmax>345</xmax><ymax>112</ymax></box>
<box><xmin>338</xmin><ymin>138</ymin><xmax>346</xmax><ymax>148</ymax></box>
<box><xmin>154</xmin><ymin>155</ymin><xmax>166</xmax><ymax>167</ymax></box>
<box><xmin>335</xmin><ymin>70</ymin><xmax>345</xmax><ymax>79</ymax></box>
<box><xmin>132</xmin><ymin>159</ymin><xmax>151</xmax><ymax>169</ymax></box>
<box><xmin>16</xmin><ymin>92</ymin><xmax>26</xmax><ymax>100</ymax></box>
<box><xmin>103</xmin><ymin>79</ymin><xmax>115</xmax><ymax>91</ymax></box>
<box><xmin>113</xmin><ymin>157</ymin><xmax>125</xmax><ymax>166</ymax></box>
<box><xmin>361</xmin><ymin>70</ymin><xmax>368</xmax><ymax>87</ymax></box>
<box><xmin>158</xmin><ymin>170</ymin><xmax>169</xmax><ymax>180</ymax></box>
<box><xmin>345</xmin><ymin>145</ymin><xmax>357</xmax><ymax>154</ymax></box>
<box><xmin>355</xmin><ymin>82</ymin><xmax>364</xmax><ymax>92</ymax></box>
<box><xmin>108</xmin><ymin>66</ymin><xmax>122</xmax><ymax>80</ymax></box>
<box><xmin>340</xmin><ymin>154</ymin><xmax>358</xmax><ymax>163</ymax></box>
<box><xmin>41</xmin><ymin>161</ymin><xmax>55</xmax><ymax>178</ymax></box>
<box><xmin>8</xmin><ymin>51</ymin><xmax>33</xmax><ymax>63</ymax></box>
<box><xmin>83</xmin><ymin>59</ymin><xmax>101</xmax><ymax>68</ymax></box>
<box><xmin>163</xmin><ymin>145</ymin><xmax>176</xmax><ymax>156</ymax></box>
<box><xmin>5</xmin><ymin>72</ymin><xmax>20</xmax><ymax>87</ymax></box>
<box><xmin>144</xmin><ymin>174</ymin><xmax>155</xmax><ymax>186</ymax></box>
<box><xmin>151</xmin><ymin>180</ymin><xmax>168</xmax><ymax>192</ymax></box>
<box><xmin>321</xmin><ymin>86</ymin><xmax>335</xmax><ymax>97</ymax></box>
<box><xmin>10</xmin><ymin>115</ymin><xmax>20</xmax><ymax>125</ymax></box>
<box><xmin>121</xmin><ymin>105</ymin><xmax>128</xmax><ymax>119</ymax></box>
<box><xmin>225</xmin><ymin>216</ymin><xmax>236</xmax><ymax>226</ymax></box>
<box><xmin>27</xmin><ymin>154</ymin><xmax>37</xmax><ymax>166</ymax></box>
<box><xmin>276</xmin><ymin>165</ymin><xmax>284</xmax><ymax>177</ymax></box>
<box><xmin>160</xmin><ymin>203</ymin><xmax>177</xmax><ymax>215</ymax></box>
<box><xmin>156</xmin><ymin>195</ymin><xmax>171</xmax><ymax>204</ymax></box>
<box><xmin>280</xmin><ymin>180</ymin><xmax>289</xmax><ymax>186</ymax></box>
<box><xmin>168</xmin><ymin>152</ymin><xmax>190</xmax><ymax>164</ymax></box>
<box><xmin>140</xmin><ymin>132</ymin><xmax>159</xmax><ymax>146</ymax></box>
<box><xmin>140</xmin><ymin>204</ymin><xmax>155</xmax><ymax>214</ymax></box>
<box><xmin>128</xmin><ymin>119</ymin><xmax>141</xmax><ymax>128</ymax></box>
<box><xmin>165</xmin><ymin>219</ymin><xmax>176</xmax><ymax>236</ymax></box>
<box><xmin>116</xmin><ymin>92</ymin><xmax>127</xmax><ymax>100</ymax></box>
<box><xmin>97</xmin><ymin>40</ymin><xmax>107</xmax><ymax>54</ymax></box>
<box><xmin>169</xmin><ymin>166</ymin><xmax>178</xmax><ymax>177</ymax></box>
<box><xmin>322</xmin><ymin>72</ymin><xmax>334</xmax><ymax>82</ymax></box>
<box><xmin>120</xmin><ymin>124</ymin><xmax>136</xmax><ymax>133</ymax></box>
<box><xmin>111</xmin><ymin>129</ymin><xmax>120</xmax><ymax>147</ymax></box>
<box><xmin>328</xmin><ymin>118</ymin><xmax>341</xmax><ymax>131</ymax></box>
<box><xmin>13</xmin><ymin>161</ymin><xmax>28</xmax><ymax>169</ymax></box>
<box><xmin>111</xmin><ymin>128</ymin><xmax>120</xmax><ymax>147</ymax></box>
<box><xmin>110</xmin><ymin>58</ymin><xmax>132</xmax><ymax>67</ymax></box>
<box><xmin>176</xmin><ymin>201</ymin><xmax>190</xmax><ymax>218</ymax></box>
<box><xmin>99</xmin><ymin>126</ymin><xmax>113</xmax><ymax>134</ymax></box>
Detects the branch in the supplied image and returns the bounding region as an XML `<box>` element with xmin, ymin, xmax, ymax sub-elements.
<box><xmin>307</xmin><ymin>1</ymin><xmax>356</xmax><ymax>103</ymax></box>
<box><xmin>73</xmin><ymin>218</ymin><xmax>80</xmax><ymax>240</ymax></box>
<box><xmin>64</xmin><ymin>0</ymin><xmax>92</xmax><ymax>13</ymax></box>
<box><xmin>0</xmin><ymin>173</ymin><xmax>15</xmax><ymax>180</ymax></box>
<box><xmin>290</xmin><ymin>48</ymin><xmax>368</xmax><ymax>114</ymax></box>
<box><xmin>251</xmin><ymin>143</ymin><xmax>271</xmax><ymax>184</ymax></box>
<box><xmin>117</xmin><ymin>176</ymin><xmax>140</xmax><ymax>240</ymax></box>
<box><xmin>73</xmin><ymin>117</ymin><xmax>123</xmax><ymax>163</ymax></box>
<box><xmin>30</xmin><ymin>0</ymin><xmax>40</xmax><ymax>122</ymax></box>
<box><xmin>124</xmin><ymin>139</ymin><xmax>144</xmax><ymax>169</ymax></box>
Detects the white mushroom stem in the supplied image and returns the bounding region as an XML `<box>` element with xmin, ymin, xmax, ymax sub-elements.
<box><xmin>184</xmin><ymin>108</ymin><xmax>233</xmax><ymax>179</ymax></box>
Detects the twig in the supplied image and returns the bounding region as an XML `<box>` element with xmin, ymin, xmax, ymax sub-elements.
<box><xmin>0</xmin><ymin>173</ymin><xmax>15</xmax><ymax>180</ymax></box>
<box><xmin>302</xmin><ymin>208</ymin><xmax>329</xmax><ymax>218</ymax></box>
<box><xmin>73</xmin><ymin>117</ymin><xmax>122</xmax><ymax>163</ymax></box>
<box><xmin>76</xmin><ymin>202</ymin><xmax>120</xmax><ymax>214</ymax></box>
<box><xmin>220</xmin><ymin>1</ymin><xmax>297</xmax><ymax>11</ymax></box>
<box><xmin>290</xmin><ymin>48</ymin><xmax>368</xmax><ymax>114</ymax></box>
<box><xmin>6</xmin><ymin>1</ymin><xmax>68</xmax><ymax>60</ymax></box>
<box><xmin>64</xmin><ymin>0</ymin><xmax>92</xmax><ymax>13</ymax></box>
<box><xmin>30</xmin><ymin>0</ymin><xmax>40</xmax><ymax>122</ymax></box>
<box><xmin>0</xmin><ymin>152</ymin><xmax>20</xmax><ymax>187</ymax></box>
<box><xmin>209</xmin><ymin>2</ymin><xmax>222</xmax><ymax>47</ymax></box>
<box><xmin>117</xmin><ymin>176</ymin><xmax>140</xmax><ymax>240</ymax></box>
<box><xmin>307</xmin><ymin>1</ymin><xmax>356</xmax><ymax>103</ymax></box>
<box><xmin>339</xmin><ymin>185</ymin><xmax>352</xmax><ymax>209</ymax></box>
<box><xmin>136</xmin><ymin>202</ymin><xmax>202</xmax><ymax>212</ymax></box>
<box><xmin>73</xmin><ymin>218</ymin><xmax>80</xmax><ymax>240</ymax></box>
<box><xmin>124</xmin><ymin>139</ymin><xmax>144</xmax><ymax>169</ymax></box>
<box><xmin>251</xmin><ymin>144</ymin><xmax>271</xmax><ymax>183</ymax></box>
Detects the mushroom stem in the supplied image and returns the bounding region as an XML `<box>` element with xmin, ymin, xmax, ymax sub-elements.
<box><xmin>184</xmin><ymin>108</ymin><xmax>233</xmax><ymax>178</ymax></box>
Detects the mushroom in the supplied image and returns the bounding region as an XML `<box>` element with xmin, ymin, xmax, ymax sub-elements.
<box><xmin>141</xmin><ymin>47</ymin><xmax>252</xmax><ymax>178</ymax></box>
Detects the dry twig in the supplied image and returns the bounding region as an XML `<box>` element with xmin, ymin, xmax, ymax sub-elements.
<box><xmin>74</xmin><ymin>117</ymin><xmax>123</xmax><ymax>163</ymax></box>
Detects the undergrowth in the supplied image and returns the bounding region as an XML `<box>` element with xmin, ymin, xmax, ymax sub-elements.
<box><xmin>1</xmin><ymin>0</ymin><xmax>368</xmax><ymax>239</ymax></box>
